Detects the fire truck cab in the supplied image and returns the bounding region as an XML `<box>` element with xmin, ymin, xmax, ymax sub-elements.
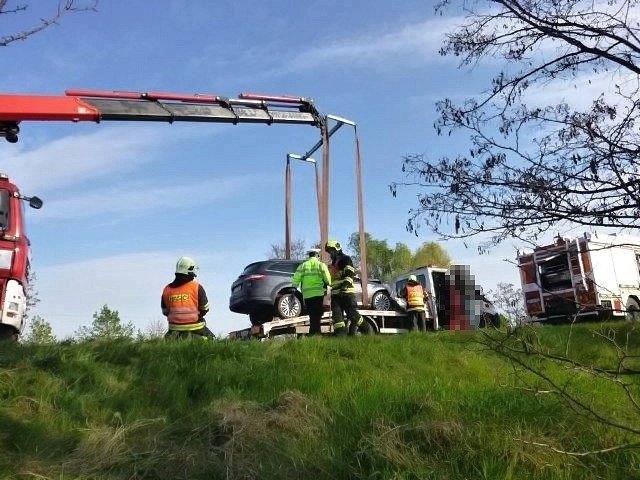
<box><xmin>0</xmin><ymin>174</ymin><xmax>42</xmax><ymax>341</ymax></box>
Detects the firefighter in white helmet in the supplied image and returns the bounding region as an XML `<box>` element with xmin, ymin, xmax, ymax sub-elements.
<box><xmin>161</xmin><ymin>256</ymin><xmax>214</xmax><ymax>339</ymax></box>
<box><xmin>291</xmin><ymin>248</ymin><xmax>331</xmax><ymax>335</ymax></box>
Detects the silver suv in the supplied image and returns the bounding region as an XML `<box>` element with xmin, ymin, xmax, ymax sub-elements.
<box><xmin>229</xmin><ymin>259</ymin><xmax>393</xmax><ymax>326</ymax></box>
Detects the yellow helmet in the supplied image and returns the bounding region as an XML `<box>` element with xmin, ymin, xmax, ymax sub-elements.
<box><xmin>408</xmin><ymin>274</ymin><xmax>418</xmax><ymax>283</ymax></box>
<box><xmin>324</xmin><ymin>240</ymin><xmax>341</xmax><ymax>252</ymax></box>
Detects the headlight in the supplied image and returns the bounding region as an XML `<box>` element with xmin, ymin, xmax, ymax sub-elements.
<box><xmin>0</xmin><ymin>249</ymin><xmax>13</xmax><ymax>269</ymax></box>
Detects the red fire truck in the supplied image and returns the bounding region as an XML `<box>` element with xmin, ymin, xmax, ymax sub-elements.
<box><xmin>0</xmin><ymin>174</ymin><xmax>42</xmax><ymax>340</ymax></box>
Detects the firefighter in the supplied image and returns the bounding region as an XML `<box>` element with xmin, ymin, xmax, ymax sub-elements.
<box><xmin>161</xmin><ymin>256</ymin><xmax>214</xmax><ymax>339</ymax></box>
<box><xmin>399</xmin><ymin>274</ymin><xmax>427</xmax><ymax>332</ymax></box>
<box><xmin>291</xmin><ymin>248</ymin><xmax>331</xmax><ymax>335</ymax></box>
<box><xmin>324</xmin><ymin>239</ymin><xmax>364</xmax><ymax>336</ymax></box>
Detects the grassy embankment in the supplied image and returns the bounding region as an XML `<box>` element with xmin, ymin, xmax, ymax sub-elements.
<box><xmin>1</xmin><ymin>322</ymin><xmax>640</xmax><ymax>479</ymax></box>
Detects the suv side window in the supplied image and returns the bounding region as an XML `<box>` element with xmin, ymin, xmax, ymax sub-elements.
<box><xmin>267</xmin><ymin>262</ymin><xmax>300</xmax><ymax>274</ymax></box>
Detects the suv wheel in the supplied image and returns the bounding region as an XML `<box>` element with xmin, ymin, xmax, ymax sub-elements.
<box><xmin>276</xmin><ymin>292</ymin><xmax>302</xmax><ymax>319</ymax></box>
<box><xmin>371</xmin><ymin>291</ymin><xmax>392</xmax><ymax>311</ymax></box>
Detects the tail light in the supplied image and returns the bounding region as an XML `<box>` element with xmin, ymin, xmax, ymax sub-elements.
<box><xmin>246</xmin><ymin>274</ymin><xmax>265</xmax><ymax>281</ymax></box>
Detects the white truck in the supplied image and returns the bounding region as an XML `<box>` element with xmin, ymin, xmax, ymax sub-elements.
<box><xmin>228</xmin><ymin>264</ymin><xmax>498</xmax><ymax>339</ymax></box>
<box><xmin>517</xmin><ymin>232</ymin><xmax>640</xmax><ymax>322</ymax></box>
<box><xmin>391</xmin><ymin>265</ymin><xmax>498</xmax><ymax>330</ymax></box>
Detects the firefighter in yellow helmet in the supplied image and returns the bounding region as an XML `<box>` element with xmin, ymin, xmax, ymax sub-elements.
<box><xmin>161</xmin><ymin>256</ymin><xmax>214</xmax><ymax>339</ymax></box>
<box><xmin>399</xmin><ymin>274</ymin><xmax>427</xmax><ymax>332</ymax></box>
<box><xmin>324</xmin><ymin>240</ymin><xmax>365</xmax><ymax>336</ymax></box>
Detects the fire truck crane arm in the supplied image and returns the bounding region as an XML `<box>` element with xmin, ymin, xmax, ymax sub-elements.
<box><xmin>0</xmin><ymin>89</ymin><xmax>322</xmax><ymax>143</ymax></box>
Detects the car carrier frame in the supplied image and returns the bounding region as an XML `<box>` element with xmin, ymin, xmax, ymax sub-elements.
<box><xmin>228</xmin><ymin>309</ymin><xmax>410</xmax><ymax>340</ymax></box>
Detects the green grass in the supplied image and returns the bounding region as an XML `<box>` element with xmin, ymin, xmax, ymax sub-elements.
<box><xmin>1</xmin><ymin>323</ymin><xmax>639</xmax><ymax>479</ymax></box>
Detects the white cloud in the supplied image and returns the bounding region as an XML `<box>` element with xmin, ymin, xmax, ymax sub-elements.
<box><xmin>33</xmin><ymin>174</ymin><xmax>265</xmax><ymax>221</ymax></box>
<box><xmin>524</xmin><ymin>70</ymin><xmax>638</xmax><ymax>110</ymax></box>
<box><xmin>3</xmin><ymin>124</ymin><xmax>227</xmax><ymax>194</ymax></box>
<box><xmin>286</xmin><ymin>18</ymin><xmax>461</xmax><ymax>70</ymax></box>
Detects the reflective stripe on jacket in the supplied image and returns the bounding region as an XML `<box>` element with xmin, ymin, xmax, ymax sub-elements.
<box><xmin>329</xmin><ymin>252</ymin><xmax>356</xmax><ymax>295</ymax></box>
<box><xmin>405</xmin><ymin>283</ymin><xmax>426</xmax><ymax>312</ymax></box>
<box><xmin>162</xmin><ymin>280</ymin><xmax>201</xmax><ymax>329</ymax></box>
<box><xmin>291</xmin><ymin>257</ymin><xmax>331</xmax><ymax>299</ymax></box>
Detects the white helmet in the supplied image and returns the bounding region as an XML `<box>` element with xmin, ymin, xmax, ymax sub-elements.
<box><xmin>176</xmin><ymin>256</ymin><xmax>199</xmax><ymax>277</ymax></box>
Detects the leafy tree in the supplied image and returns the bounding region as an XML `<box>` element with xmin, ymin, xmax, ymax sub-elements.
<box><xmin>22</xmin><ymin>315</ymin><xmax>56</xmax><ymax>343</ymax></box>
<box><xmin>348</xmin><ymin>233</ymin><xmax>452</xmax><ymax>282</ymax></box>
<box><xmin>348</xmin><ymin>232</ymin><xmax>395</xmax><ymax>281</ymax></box>
<box><xmin>412</xmin><ymin>242</ymin><xmax>451</xmax><ymax>269</ymax></box>
<box><xmin>1</xmin><ymin>1</ymin><xmax>98</xmax><ymax>46</ymax></box>
<box><xmin>391</xmin><ymin>0</ymin><xmax>640</xmax><ymax>248</ymax></box>
<box><xmin>389</xmin><ymin>242</ymin><xmax>413</xmax><ymax>280</ymax></box>
<box><xmin>75</xmin><ymin>304</ymin><xmax>134</xmax><ymax>340</ymax></box>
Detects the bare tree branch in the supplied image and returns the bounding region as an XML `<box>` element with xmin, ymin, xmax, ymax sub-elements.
<box><xmin>1</xmin><ymin>1</ymin><xmax>98</xmax><ymax>47</ymax></box>
<box><xmin>393</xmin><ymin>0</ymin><xmax>640</xmax><ymax>248</ymax></box>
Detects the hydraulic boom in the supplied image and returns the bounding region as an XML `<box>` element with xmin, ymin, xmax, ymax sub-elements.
<box><xmin>0</xmin><ymin>89</ymin><xmax>323</xmax><ymax>143</ymax></box>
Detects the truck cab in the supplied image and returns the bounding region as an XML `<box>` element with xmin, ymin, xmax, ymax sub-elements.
<box><xmin>393</xmin><ymin>266</ymin><xmax>448</xmax><ymax>329</ymax></box>
<box><xmin>0</xmin><ymin>174</ymin><xmax>42</xmax><ymax>341</ymax></box>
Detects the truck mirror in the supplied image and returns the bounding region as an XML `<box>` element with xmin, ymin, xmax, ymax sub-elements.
<box><xmin>28</xmin><ymin>196</ymin><xmax>43</xmax><ymax>209</ymax></box>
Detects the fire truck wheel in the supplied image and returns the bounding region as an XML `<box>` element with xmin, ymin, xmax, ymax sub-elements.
<box><xmin>357</xmin><ymin>319</ymin><xmax>374</xmax><ymax>335</ymax></box>
<box><xmin>0</xmin><ymin>325</ymin><xmax>18</xmax><ymax>342</ymax></box>
<box><xmin>626</xmin><ymin>298</ymin><xmax>640</xmax><ymax>321</ymax></box>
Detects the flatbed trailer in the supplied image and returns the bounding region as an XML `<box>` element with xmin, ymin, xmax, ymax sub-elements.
<box><xmin>228</xmin><ymin>309</ymin><xmax>410</xmax><ymax>340</ymax></box>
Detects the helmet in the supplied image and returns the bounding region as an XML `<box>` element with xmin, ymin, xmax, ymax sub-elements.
<box><xmin>176</xmin><ymin>256</ymin><xmax>199</xmax><ymax>277</ymax></box>
<box><xmin>408</xmin><ymin>274</ymin><xmax>418</xmax><ymax>283</ymax></box>
<box><xmin>324</xmin><ymin>240</ymin><xmax>341</xmax><ymax>252</ymax></box>
<box><xmin>307</xmin><ymin>248</ymin><xmax>321</xmax><ymax>256</ymax></box>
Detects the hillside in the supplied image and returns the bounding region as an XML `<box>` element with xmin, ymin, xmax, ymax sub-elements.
<box><xmin>1</xmin><ymin>323</ymin><xmax>640</xmax><ymax>479</ymax></box>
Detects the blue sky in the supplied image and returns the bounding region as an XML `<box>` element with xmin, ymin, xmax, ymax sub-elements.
<box><xmin>2</xmin><ymin>0</ymin><xmax>537</xmax><ymax>338</ymax></box>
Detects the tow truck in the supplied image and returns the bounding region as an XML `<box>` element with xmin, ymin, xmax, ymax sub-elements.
<box><xmin>228</xmin><ymin>263</ymin><xmax>496</xmax><ymax>340</ymax></box>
